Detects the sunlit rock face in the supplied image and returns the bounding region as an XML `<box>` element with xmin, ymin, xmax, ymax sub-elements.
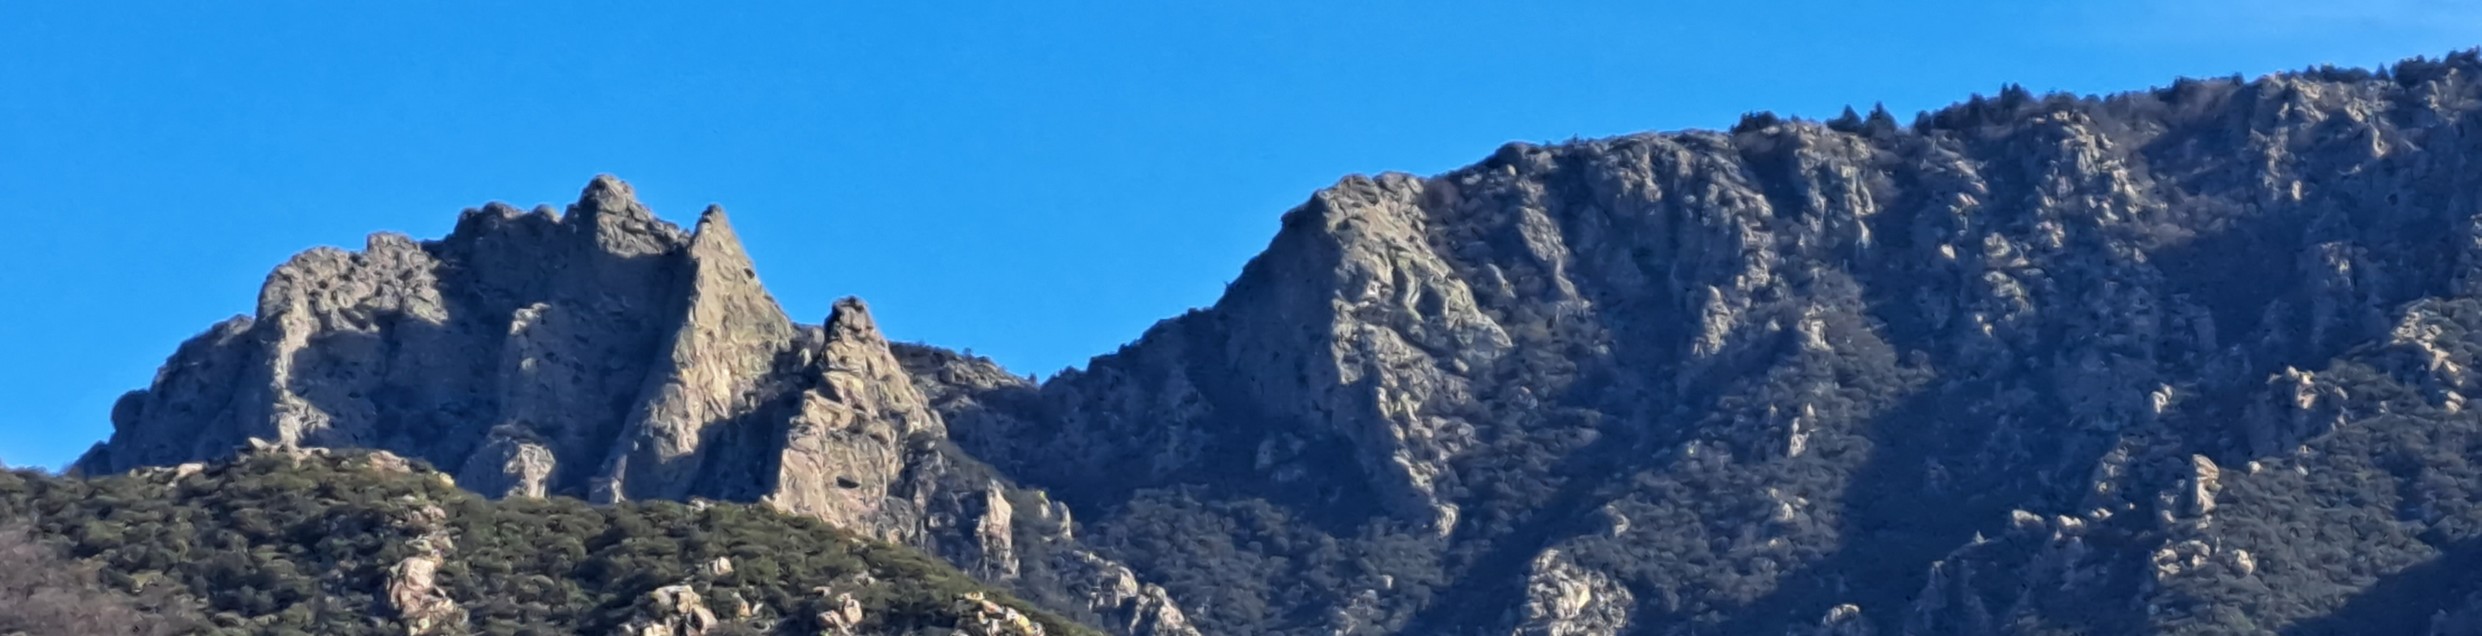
<box><xmin>77</xmin><ymin>175</ymin><xmax>1198</xmax><ymax>636</ymax></box>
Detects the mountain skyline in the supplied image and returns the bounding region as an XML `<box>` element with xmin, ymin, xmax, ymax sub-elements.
<box><xmin>7</xmin><ymin>3</ymin><xmax>2479</xmax><ymax>469</ymax></box>
<box><xmin>64</xmin><ymin>49</ymin><xmax>2482</xmax><ymax>633</ymax></box>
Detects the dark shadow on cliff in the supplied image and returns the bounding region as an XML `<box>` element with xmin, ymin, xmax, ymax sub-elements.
<box><xmin>286</xmin><ymin>322</ymin><xmax>496</xmax><ymax>470</ymax></box>
<box><xmin>1660</xmin><ymin>131</ymin><xmax>2079</xmax><ymax>635</ymax></box>
<box><xmin>285</xmin><ymin>220</ymin><xmax>686</xmax><ymax>498</ymax></box>
<box><xmin>1696</xmin><ymin>382</ymin><xmax>1992</xmax><ymax>636</ymax></box>
<box><xmin>1659</xmin><ymin>119</ymin><xmax>2357</xmax><ymax>635</ymax></box>
<box><xmin>1392</xmin><ymin>392</ymin><xmax>1664</xmax><ymax>634</ymax></box>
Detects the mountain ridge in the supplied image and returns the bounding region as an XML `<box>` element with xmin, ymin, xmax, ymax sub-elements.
<box><xmin>75</xmin><ymin>174</ymin><xmax>1200</xmax><ymax>636</ymax></box>
<box><xmin>63</xmin><ymin>49</ymin><xmax>2482</xmax><ymax>635</ymax></box>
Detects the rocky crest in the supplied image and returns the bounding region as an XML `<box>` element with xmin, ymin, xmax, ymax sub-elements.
<box><xmin>79</xmin><ymin>51</ymin><xmax>2482</xmax><ymax>635</ymax></box>
<box><xmin>909</xmin><ymin>52</ymin><xmax>2482</xmax><ymax>635</ymax></box>
<box><xmin>77</xmin><ymin>176</ymin><xmax>1194</xmax><ymax>636</ymax></box>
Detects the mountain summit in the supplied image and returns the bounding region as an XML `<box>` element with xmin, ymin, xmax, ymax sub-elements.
<box><xmin>77</xmin><ymin>175</ymin><xmax>1196</xmax><ymax>635</ymax></box>
<box><xmin>74</xmin><ymin>51</ymin><xmax>2482</xmax><ymax>635</ymax></box>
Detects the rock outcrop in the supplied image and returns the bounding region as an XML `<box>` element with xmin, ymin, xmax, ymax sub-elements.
<box><xmin>764</xmin><ymin>298</ymin><xmax>938</xmax><ymax>540</ymax></box>
<box><xmin>958</xmin><ymin>591</ymin><xmax>1048</xmax><ymax>636</ymax></box>
<box><xmin>76</xmin><ymin>176</ymin><xmax>1190</xmax><ymax>636</ymax></box>
<box><xmin>1509</xmin><ymin>550</ymin><xmax>1631</xmax><ymax>636</ymax></box>
<box><xmin>383</xmin><ymin>502</ymin><xmax>464</xmax><ymax>635</ymax></box>
<box><xmin>591</xmin><ymin>204</ymin><xmax>800</xmax><ymax>505</ymax></box>
<box><xmin>621</xmin><ymin>585</ymin><xmax>722</xmax><ymax>636</ymax></box>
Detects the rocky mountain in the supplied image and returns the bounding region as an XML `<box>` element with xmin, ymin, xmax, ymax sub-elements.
<box><xmin>73</xmin><ymin>176</ymin><xmax>1192</xmax><ymax>635</ymax></box>
<box><xmin>64</xmin><ymin>50</ymin><xmax>2482</xmax><ymax>635</ymax></box>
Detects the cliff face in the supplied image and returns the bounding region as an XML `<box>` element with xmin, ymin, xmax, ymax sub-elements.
<box><xmin>75</xmin><ymin>176</ymin><xmax>1194</xmax><ymax>636</ymax></box>
<box><xmin>917</xmin><ymin>54</ymin><xmax>2482</xmax><ymax>635</ymax></box>
<box><xmin>77</xmin><ymin>51</ymin><xmax>2482</xmax><ymax>636</ymax></box>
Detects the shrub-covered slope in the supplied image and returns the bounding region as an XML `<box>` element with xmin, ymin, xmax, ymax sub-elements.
<box><xmin>0</xmin><ymin>450</ymin><xmax>1089</xmax><ymax>635</ymax></box>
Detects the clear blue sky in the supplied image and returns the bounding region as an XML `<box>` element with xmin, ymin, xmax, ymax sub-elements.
<box><xmin>1</xmin><ymin>2</ymin><xmax>2474</xmax><ymax>469</ymax></box>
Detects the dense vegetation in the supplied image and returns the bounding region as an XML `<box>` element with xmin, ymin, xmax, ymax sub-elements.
<box><xmin>0</xmin><ymin>452</ymin><xmax>1091</xmax><ymax>635</ymax></box>
<box><xmin>0</xmin><ymin>522</ymin><xmax>195</xmax><ymax>635</ymax></box>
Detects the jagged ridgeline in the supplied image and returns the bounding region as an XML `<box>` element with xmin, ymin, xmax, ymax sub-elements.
<box><xmin>73</xmin><ymin>175</ymin><xmax>1196</xmax><ymax>636</ymax></box>
<box><xmin>0</xmin><ymin>450</ymin><xmax>1093</xmax><ymax>635</ymax></box>
<box><xmin>61</xmin><ymin>50</ymin><xmax>2482</xmax><ymax>635</ymax></box>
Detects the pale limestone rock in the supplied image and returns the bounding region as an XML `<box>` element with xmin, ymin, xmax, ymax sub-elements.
<box><xmin>818</xmin><ymin>590</ymin><xmax>865</xmax><ymax>635</ymax></box>
<box><xmin>1786</xmin><ymin>403</ymin><xmax>1814</xmax><ymax>458</ymax></box>
<box><xmin>472</xmin><ymin>300</ymin><xmax>601</xmax><ymax>495</ymax></box>
<box><xmin>386</xmin><ymin>555</ymin><xmax>452</xmax><ymax>634</ymax></box>
<box><xmin>83</xmin><ymin>175</ymin><xmax>690</xmax><ymax>483</ymax></box>
<box><xmin>1510</xmin><ymin>549</ymin><xmax>1631</xmax><ymax>636</ymax></box>
<box><xmin>459</xmin><ymin>435</ymin><xmax>555</xmax><ymax>498</ymax></box>
<box><xmin>385</xmin><ymin>555</ymin><xmax>462</xmax><ymax>635</ymax></box>
<box><xmin>2009</xmin><ymin>509</ymin><xmax>2043</xmax><ymax>532</ymax></box>
<box><xmin>973</xmin><ymin>482</ymin><xmax>1019</xmax><ymax>581</ymax></box>
<box><xmin>2243</xmin><ymin>366</ymin><xmax>2351</xmax><ymax>455</ymax></box>
<box><xmin>597</xmin><ymin>206</ymin><xmax>798</xmax><ymax>503</ymax></box>
<box><xmin>2148</xmin><ymin>539</ymin><xmax>2257</xmax><ymax>585</ymax></box>
<box><xmin>255</xmin><ymin>233</ymin><xmax>450</xmax><ymax>450</ymax></box>
<box><xmin>384</xmin><ymin>503</ymin><xmax>464</xmax><ymax>635</ymax></box>
<box><xmin>624</xmin><ymin>585</ymin><xmax>721</xmax><ymax>636</ymax></box>
<box><xmin>1798</xmin><ymin>604</ymin><xmax>1874</xmax><ymax>636</ymax></box>
<box><xmin>1053</xmin><ymin>551</ymin><xmax>1201</xmax><ymax>636</ymax></box>
<box><xmin>766</xmin><ymin>298</ymin><xmax>932</xmax><ymax>541</ymax></box>
<box><xmin>2185</xmin><ymin>455</ymin><xmax>2222</xmax><ymax>518</ymax></box>
<box><xmin>957</xmin><ymin>591</ymin><xmax>1047</xmax><ymax>636</ymax></box>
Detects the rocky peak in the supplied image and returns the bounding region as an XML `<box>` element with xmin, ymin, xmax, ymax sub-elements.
<box><xmin>826</xmin><ymin>295</ymin><xmax>880</xmax><ymax>334</ymax></box>
<box><xmin>816</xmin><ymin>297</ymin><xmax>942</xmax><ymax>438</ymax></box>
<box><xmin>569</xmin><ymin>173</ymin><xmax>686</xmax><ymax>257</ymax></box>
<box><xmin>78</xmin><ymin>175</ymin><xmax>1197</xmax><ymax>635</ymax></box>
<box><xmin>765</xmin><ymin>297</ymin><xmax>944</xmax><ymax>538</ymax></box>
<box><xmin>590</xmin><ymin>201</ymin><xmax>796</xmax><ymax>504</ymax></box>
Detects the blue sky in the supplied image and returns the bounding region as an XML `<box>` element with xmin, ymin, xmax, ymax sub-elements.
<box><xmin>0</xmin><ymin>2</ymin><xmax>2474</xmax><ymax>469</ymax></box>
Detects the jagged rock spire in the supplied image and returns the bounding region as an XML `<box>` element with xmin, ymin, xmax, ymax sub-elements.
<box><xmin>593</xmin><ymin>202</ymin><xmax>798</xmax><ymax>504</ymax></box>
<box><xmin>767</xmin><ymin>296</ymin><xmax>945</xmax><ymax>536</ymax></box>
<box><xmin>566</xmin><ymin>174</ymin><xmax>679</xmax><ymax>257</ymax></box>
